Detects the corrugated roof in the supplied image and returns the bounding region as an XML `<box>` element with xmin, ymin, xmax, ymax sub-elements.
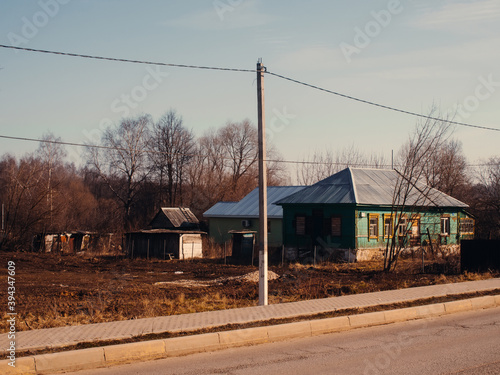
<box><xmin>127</xmin><ymin>229</ymin><xmax>206</xmax><ymax>235</ymax></box>
<box><xmin>155</xmin><ymin>207</ymin><xmax>199</xmax><ymax>228</ymax></box>
<box><xmin>277</xmin><ymin>168</ymin><xmax>468</xmax><ymax>208</ymax></box>
<box><xmin>203</xmin><ymin>186</ymin><xmax>305</xmax><ymax>219</ymax></box>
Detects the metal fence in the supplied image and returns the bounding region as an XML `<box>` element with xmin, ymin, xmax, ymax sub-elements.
<box><xmin>461</xmin><ymin>240</ymin><xmax>500</xmax><ymax>272</ymax></box>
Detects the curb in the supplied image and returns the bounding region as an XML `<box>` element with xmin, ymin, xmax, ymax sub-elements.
<box><xmin>2</xmin><ymin>295</ymin><xmax>500</xmax><ymax>374</ymax></box>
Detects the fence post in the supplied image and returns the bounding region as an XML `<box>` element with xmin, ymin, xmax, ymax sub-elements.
<box><xmin>422</xmin><ymin>247</ymin><xmax>425</xmax><ymax>273</ymax></box>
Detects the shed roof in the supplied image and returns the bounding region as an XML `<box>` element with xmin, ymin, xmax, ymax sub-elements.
<box><xmin>127</xmin><ymin>229</ymin><xmax>206</xmax><ymax>235</ymax></box>
<box><xmin>149</xmin><ymin>207</ymin><xmax>199</xmax><ymax>229</ymax></box>
<box><xmin>277</xmin><ymin>168</ymin><xmax>468</xmax><ymax>208</ymax></box>
<box><xmin>203</xmin><ymin>186</ymin><xmax>306</xmax><ymax>219</ymax></box>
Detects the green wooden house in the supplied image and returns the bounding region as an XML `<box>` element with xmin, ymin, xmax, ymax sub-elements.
<box><xmin>203</xmin><ymin>186</ymin><xmax>305</xmax><ymax>248</ymax></box>
<box><xmin>276</xmin><ymin>168</ymin><xmax>474</xmax><ymax>262</ymax></box>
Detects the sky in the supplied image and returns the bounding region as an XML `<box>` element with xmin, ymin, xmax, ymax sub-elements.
<box><xmin>0</xmin><ymin>0</ymin><xmax>499</xmax><ymax>172</ymax></box>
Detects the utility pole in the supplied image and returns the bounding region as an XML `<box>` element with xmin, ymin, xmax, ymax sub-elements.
<box><xmin>257</xmin><ymin>59</ymin><xmax>268</xmax><ymax>306</ymax></box>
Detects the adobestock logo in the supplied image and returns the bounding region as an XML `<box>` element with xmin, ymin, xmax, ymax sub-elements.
<box><xmin>265</xmin><ymin>106</ymin><xmax>297</xmax><ymax>142</ymax></box>
<box><xmin>452</xmin><ymin>74</ymin><xmax>500</xmax><ymax>122</ymax></box>
<box><xmin>7</xmin><ymin>0</ymin><xmax>71</xmax><ymax>48</ymax></box>
<box><xmin>340</xmin><ymin>0</ymin><xmax>403</xmax><ymax>63</ymax></box>
<box><xmin>65</xmin><ymin>66</ymin><xmax>169</xmax><ymax>165</ymax></box>
<box><xmin>213</xmin><ymin>0</ymin><xmax>245</xmax><ymax>21</ymax></box>
<box><xmin>110</xmin><ymin>66</ymin><xmax>170</xmax><ymax>118</ymax></box>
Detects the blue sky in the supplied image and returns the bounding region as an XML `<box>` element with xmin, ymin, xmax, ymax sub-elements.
<box><xmin>0</xmin><ymin>0</ymin><xmax>499</xmax><ymax>169</ymax></box>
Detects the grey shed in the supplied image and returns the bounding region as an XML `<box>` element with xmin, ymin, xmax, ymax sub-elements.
<box><xmin>149</xmin><ymin>207</ymin><xmax>200</xmax><ymax>230</ymax></box>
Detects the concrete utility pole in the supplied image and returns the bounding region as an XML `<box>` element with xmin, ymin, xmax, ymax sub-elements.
<box><xmin>257</xmin><ymin>59</ymin><xmax>268</xmax><ymax>306</ymax></box>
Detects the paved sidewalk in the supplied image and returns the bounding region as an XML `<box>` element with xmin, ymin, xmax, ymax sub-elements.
<box><xmin>2</xmin><ymin>278</ymin><xmax>500</xmax><ymax>354</ymax></box>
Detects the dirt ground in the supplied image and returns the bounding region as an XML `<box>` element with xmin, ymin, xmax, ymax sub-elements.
<box><xmin>1</xmin><ymin>251</ymin><xmax>497</xmax><ymax>333</ymax></box>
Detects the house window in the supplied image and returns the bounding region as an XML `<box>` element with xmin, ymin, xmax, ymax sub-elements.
<box><xmin>398</xmin><ymin>216</ymin><xmax>408</xmax><ymax>237</ymax></box>
<box><xmin>369</xmin><ymin>214</ymin><xmax>379</xmax><ymax>239</ymax></box>
<box><xmin>460</xmin><ymin>218</ymin><xmax>474</xmax><ymax>235</ymax></box>
<box><xmin>331</xmin><ymin>216</ymin><xmax>342</xmax><ymax>236</ymax></box>
<box><xmin>267</xmin><ymin>220</ymin><xmax>271</xmax><ymax>234</ymax></box>
<box><xmin>441</xmin><ymin>216</ymin><xmax>450</xmax><ymax>236</ymax></box>
<box><xmin>383</xmin><ymin>214</ymin><xmax>394</xmax><ymax>238</ymax></box>
<box><xmin>296</xmin><ymin>216</ymin><xmax>306</xmax><ymax>236</ymax></box>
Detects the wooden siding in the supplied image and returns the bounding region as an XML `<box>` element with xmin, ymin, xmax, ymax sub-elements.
<box><xmin>282</xmin><ymin>204</ymin><xmax>473</xmax><ymax>252</ymax></box>
<box><xmin>281</xmin><ymin>204</ymin><xmax>356</xmax><ymax>250</ymax></box>
<box><xmin>208</xmin><ymin>218</ymin><xmax>283</xmax><ymax>247</ymax></box>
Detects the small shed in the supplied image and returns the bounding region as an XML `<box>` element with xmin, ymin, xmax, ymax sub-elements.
<box><xmin>229</xmin><ymin>230</ymin><xmax>256</xmax><ymax>265</ymax></box>
<box><xmin>203</xmin><ymin>186</ymin><xmax>305</xmax><ymax>247</ymax></box>
<box><xmin>33</xmin><ymin>231</ymin><xmax>92</xmax><ymax>253</ymax></box>
<box><xmin>149</xmin><ymin>207</ymin><xmax>200</xmax><ymax>230</ymax></box>
<box><xmin>125</xmin><ymin>229</ymin><xmax>205</xmax><ymax>260</ymax></box>
<box><xmin>32</xmin><ymin>232</ymin><xmax>116</xmax><ymax>253</ymax></box>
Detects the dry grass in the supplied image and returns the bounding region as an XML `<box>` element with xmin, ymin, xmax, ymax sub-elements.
<box><xmin>0</xmin><ymin>252</ymin><xmax>496</xmax><ymax>333</ymax></box>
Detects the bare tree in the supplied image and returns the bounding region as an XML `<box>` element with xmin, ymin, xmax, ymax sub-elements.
<box><xmin>185</xmin><ymin>120</ymin><xmax>285</xmax><ymax>214</ymax></box>
<box><xmin>149</xmin><ymin>110</ymin><xmax>195</xmax><ymax>206</ymax></box>
<box><xmin>86</xmin><ymin>115</ymin><xmax>152</xmax><ymax>230</ymax></box>
<box><xmin>384</xmin><ymin>110</ymin><xmax>453</xmax><ymax>272</ymax></box>
<box><xmin>296</xmin><ymin>145</ymin><xmax>388</xmax><ymax>185</ymax></box>
<box><xmin>219</xmin><ymin>120</ymin><xmax>259</xmax><ymax>195</ymax></box>
<box><xmin>0</xmin><ymin>154</ymin><xmax>50</xmax><ymax>250</ymax></box>
<box><xmin>422</xmin><ymin>139</ymin><xmax>468</xmax><ymax>199</ymax></box>
<box><xmin>473</xmin><ymin>157</ymin><xmax>500</xmax><ymax>239</ymax></box>
<box><xmin>35</xmin><ymin>132</ymin><xmax>67</xmax><ymax>231</ymax></box>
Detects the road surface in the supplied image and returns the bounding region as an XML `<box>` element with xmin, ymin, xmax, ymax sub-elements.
<box><xmin>69</xmin><ymin>306</ymin><xmax>500</xmax><ymax>375</ymax></box>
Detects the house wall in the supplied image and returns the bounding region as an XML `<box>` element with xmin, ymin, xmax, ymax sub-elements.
<box><xmin>208</xmin><ymin>218</ymin><xmax>283</xmax><ymax>247</ymax></box>
<box><xmin>180</xmin><ymin>234</ymin><xmax>203</xmax><ymax>259</ymax></box>
<box><xmin>355</xmin><ymin>207</ymin><xmax>466</xmax><ymax>250</ymax></box>
<box><xmin>281</xmin><ymin>204</ymin><xmax>473</xmax><ymax>262</ymax></box>
<box><xmin>126</xmin><ymin>233</ymin><xmax>181</xmax><ymax>259</ymax></box>
<box><xmin>281</xmin><ymin>204</ymin><xmax>357</xmax><ymax>250</ymax></box>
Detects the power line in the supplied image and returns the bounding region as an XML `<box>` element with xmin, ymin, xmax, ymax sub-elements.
<box><xmin>2</xmin><ymin>44</ymin><xmax>499</xmax><ymax>132</ymax></box>
<box><xmin>1</xmin><ymin>134</ymin><xmax>497</xmax><ymax>168</ymax></box>
<box><xmin>0</xmin><ymin>44</ymin><xmax>255</xmax><ymax>73</ymax></box>
<box><xmin>265</xmin><ymin>70</ymin><xmax>500</xmax><ymax>133</ymax></box>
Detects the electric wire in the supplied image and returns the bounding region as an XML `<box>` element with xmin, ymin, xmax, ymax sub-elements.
<box><xmin>0</xmin><ymin>44</ymin><xmax>256</xmax><ymax>73</ymax></box>
<box><xmin>1</xmin><ymin>44</ymin><xmax>499</xmax><ymax>132</ymax></box>
<box><xmin>0</xmin><ymin>134</ymin><xmax>496</xmax><ymax>168</ymax></box>
<box><xmin>265</xmin><ymin>70</ymin><xmax>500</xmax><ymax>133</ymax></box>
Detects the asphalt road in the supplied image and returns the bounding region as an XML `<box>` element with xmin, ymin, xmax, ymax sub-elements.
<box><xmin>70</xmin><ymin>306</ymin><xmax>500</xmax><ymax>375</ymax></box>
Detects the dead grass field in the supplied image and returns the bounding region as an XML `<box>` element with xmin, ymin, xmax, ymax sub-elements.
<box><xmin>1</xmin><ymin>251</ymin><xmax>497</xmax><ymax>333</ymax></box>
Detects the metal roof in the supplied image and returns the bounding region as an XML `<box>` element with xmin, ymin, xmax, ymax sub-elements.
<box><xmin>203</xmin><ymin>186</ymin><xmax>306</xmax><ymax>219</ymax></box>
<box><xmin>127</xmin><ymin>229</ymin><xmax>206</xmax><ymax>235</ymax></box>
<box><xmin>276</xmin><ymin>168</ymin><xmax>468</xmax><ymax>208</ymax></box>
<box><xmin>150</xmin><ymin>207</ymin><xmax>199</xmax><ymax>228</ymax></box>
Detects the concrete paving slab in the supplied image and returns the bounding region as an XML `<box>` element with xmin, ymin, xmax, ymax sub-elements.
<box><xmin>163</xmin><ymin>333</ymin><xmax>220</xmax><ymax>357</ymax></box>
<box><xmin>383</xmin><ymin>306</ymin><xmax>419</xmax><ymax>323</ymax></box>
<box><xmin>470</xmin><ymin>295</ymin><xmax>497</xmax><ymax>310</ymax></box>
<box><xmin>0</xmin><ymin>356</ymin><xmax>36</xmax><ymax>375</ymax></box>
<box><xmin>348</xmin><ymin>311</ymin><xmax>386</xmax><ymax>328</ymax></box>
<box><xmin>266</xmin><ymin>321</ymin><xmax>312</xmax><ymax>341</ymax></box>
<box><xmin>218</xmin><ymin>326</ymin><xmax>269</xmax><ymax>347</ymax></box>
<box><xmin>2</xmin><ymin>294</ymin><xmax>500</xmax><ymax>375</ymax></box>
<box><xmin>414</xmin><ymin>303</ymin><xmax>446</xmax><ymax>317</ymax></box>
<box><xmin>104</xmin><ymin>340</ymin><xmax>166</xmax><ymax>366</ymax></box>
<box><xmin>34</xmin><ymin>347</ymin><xmax>105</xmax><ymax>374</ymax></box>
<box><xmin>310</xmin><ymin>316</ymin><xmax>351</xmax><ymax>335</ymax></box>
<box><xmin>444</xmin><ymin>299</ymin><xmax>473</xmax><ymax>314</ymax></box>
<box><xmin>1</xmin><ymin>278</ymin><xmax>499</xmax><ymax>356</ymax></box>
